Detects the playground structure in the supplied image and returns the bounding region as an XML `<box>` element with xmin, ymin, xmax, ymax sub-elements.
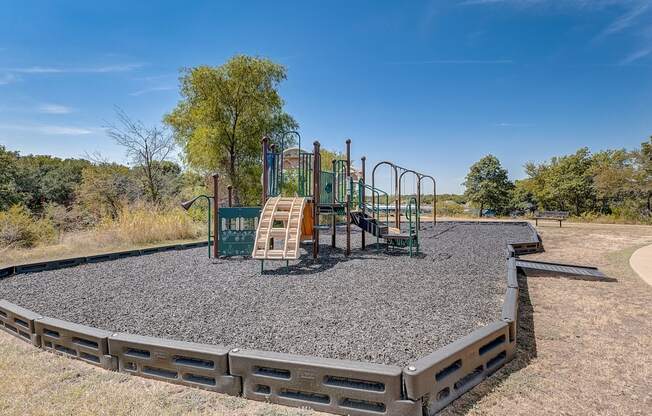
<box><xmin>0</xmin><ymin>221</ymin><xmax>568</xmax><ymax>416</ymax></box>
<box><xmin>253</xmin><ymin>135</ymin><xmax>436</xmax><ymax>266</ymax></box>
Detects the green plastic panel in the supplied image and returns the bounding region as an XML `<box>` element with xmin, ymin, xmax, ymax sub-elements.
<box><xmin>218</xmin><ymin>207</ymin><xmax>261</xmax><ymax>256</ymax></box>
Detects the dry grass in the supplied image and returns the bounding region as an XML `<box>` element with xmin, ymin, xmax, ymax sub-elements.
<box><xmin>0</xmin><ymin>206</ymin><xmax>203</xmax><ymax>268</ymax></box>
<box><xmin>441</xmin><ymin>221</ymin><xmax>652</xmax><ymax>416</ymax></box>
<box><xmin>0</xmin><ymin>333</ymin><xmax>321</xmax><ymax>416</ymax></box>
<box><xmin>98</xmin><ymin>205</ymin><xmax>202</xmax><ymax>245</ymax></box>
<box><xmin>1</xmin><ymin>222</ymin><xmax>651</xmax><ymax>415</ymax></box>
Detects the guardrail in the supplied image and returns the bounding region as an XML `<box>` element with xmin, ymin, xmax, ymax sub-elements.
<box><xmin>0</xmin><ymin>222</ymin><xmax>541</xmax><ymax>416</ymax></box>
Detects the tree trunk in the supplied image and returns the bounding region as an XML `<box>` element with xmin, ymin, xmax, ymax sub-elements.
<box><xmin>228</xmin><ymin>147</ymin><xmax>238</xmax><ymax>205</ymax></box>
<box><xmin>479</xmin><ymin>201</ymin><xmax>484</xmax><ymax>217</ymax></box>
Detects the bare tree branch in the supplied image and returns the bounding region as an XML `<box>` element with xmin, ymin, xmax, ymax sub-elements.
<box><xmin>104</xmin><ymin>106</ymin><xmax>176</xmax><ymax>202</ymax></box>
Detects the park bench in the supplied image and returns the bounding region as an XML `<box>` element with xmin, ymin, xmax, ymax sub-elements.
<box><xmin>534</xmin><ymin>210</ymin><xmax>569</xmax><ymax>227</ymax></box>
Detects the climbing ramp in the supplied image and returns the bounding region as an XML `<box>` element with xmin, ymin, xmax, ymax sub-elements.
<box><xmin>252</xmin><ymin>197</ymin><xmax>308</xmax><ymax>260</ymax></box>
<box><xmin>516</xmin><ymin>259</ymin><xmax>606</xmax><ymax>278</ymax></box>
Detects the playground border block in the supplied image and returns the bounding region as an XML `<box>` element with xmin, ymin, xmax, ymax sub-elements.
<box><xmin>0</xmin><ymin>221</ymin><xmax>538</xmax><ymax>416</ymax></box>
<box><xmin>0</xmin><ymin>241</ymin><xmax>209</xmax><ymax>279</ymax></box>
<box><xmin>109</xmin><ymin>332</ymin><xmax>241</xmax><ymax>395</ymax></box>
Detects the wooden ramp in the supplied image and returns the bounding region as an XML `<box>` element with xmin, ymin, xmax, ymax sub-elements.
<box><xmin>252</xmin><ymin>197</ymin><xmax>308</xmax><ymax>260</ymax></box>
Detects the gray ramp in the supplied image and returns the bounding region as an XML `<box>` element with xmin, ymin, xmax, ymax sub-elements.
<box><xmin>516</xmin><ymin>259</ymin><xmax>606</xmax><ymax>278</ymax></box>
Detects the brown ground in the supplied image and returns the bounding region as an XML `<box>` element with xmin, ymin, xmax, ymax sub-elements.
<box><xmin>1</xmin><ymin>221</ymin><xmax>651</xmax><ymax>415</ymax></box>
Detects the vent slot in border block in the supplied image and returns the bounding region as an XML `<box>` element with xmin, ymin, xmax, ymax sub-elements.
<box><xmin>229</xmin><ymin>349</ymin><xmax>421</xmax><ymax>416</ymax></box>
<box><xmin>0</xmin><ymin>300</ymin><xmax>41</xmax><ymax>346</ymax></box>
<box><xmin>108</xmin><ymin>332</ymin><xmax>240</xmax><ymax>395</ymax></box>
<box><xmin>403</xmin><ymin>321</ymin><xmax>511</xmax><ymax>415</ymax></box>
<box><xmin>34</xmin><ymin>316</ymin><xmax>114</xmax><ymax>369</ymax></box>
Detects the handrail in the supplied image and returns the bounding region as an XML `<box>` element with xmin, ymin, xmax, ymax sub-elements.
<box><xmin>358</xmin><ymin>180</ymin><xmax>390</xmax><ymax>228</ymax></box>
<box><xmin>406</xmin><ymin>197</ymin><xmax>419</xmax><ymax>257</ymax></box>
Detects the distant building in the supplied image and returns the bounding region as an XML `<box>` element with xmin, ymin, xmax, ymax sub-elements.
<box><xmin>282</xmin><ymin>147</ymin><xmax>362</xmax><ymax>182</ymax></box>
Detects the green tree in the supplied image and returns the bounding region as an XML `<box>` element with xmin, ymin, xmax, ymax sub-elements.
<box><xmin>0</xmin><ymin>145</ymin><xmax>23</xmax><ymax>210</ymax></box>
<box><xmin>637</xmin><ymin>136</ymin><xmax>652</xmax><ymax>212</ymax></box>
<box><xmin>14</xmin><ymin>154</ymin><xmax>90</xmax><ymax>211</ymax></box>
<box><xmin>590</xmin><ymin>149</ymin><xmax>636</xmax><ymax>213</ymax></box>
<box><xmin>77</xmin><ymin>163</ymin><xmax>141</xmax><ymax>220</ymax></box>
<box><xmin>463</xmin><ymin>155</ymin><xmax>513</xmax><ymax>216</ymax></box>
<box><xmin>165</xmin><ymin>55</ymin><xmax>298</xmax><ymax>204</ymax></box>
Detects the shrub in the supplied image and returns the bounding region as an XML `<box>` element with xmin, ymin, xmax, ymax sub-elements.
<box><xmin>0</xmin><ymin>204</ymin><xmax>56</xmax><ymax>248</ymax></box>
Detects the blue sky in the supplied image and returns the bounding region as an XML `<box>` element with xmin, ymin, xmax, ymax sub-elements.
<box><xmin>0</xmin><ymin>0</ymin><xmax>650</xmax><ymax>193</ymax></box>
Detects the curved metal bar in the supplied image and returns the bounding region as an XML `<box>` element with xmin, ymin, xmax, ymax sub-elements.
<box><xmin>371</xmin><ymin>161</ymin><xmax>399</xmax><ymax>227</ymax></box>
<box><xmin>278</xmin><ymin>130</ymin><xmax>300</xmax><ymax>193</ymax></box>
<box><xmin>417</xmin><ymin>174</ymin><xmax>437</xmax><ymax>227</ymax></box>
<box><xmin>398</xmin><ymin>168</ymin><xmax>420</xmax><ymax>231</ymax></box>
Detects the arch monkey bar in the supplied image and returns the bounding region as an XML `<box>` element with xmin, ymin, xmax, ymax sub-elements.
<box><xmin>371</xmin><ymin>161</ymin><xmax>436</xmax><ymax>231</ymax></box>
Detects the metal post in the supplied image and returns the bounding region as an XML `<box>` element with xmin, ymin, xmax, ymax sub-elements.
<box><xmin>394</xmin><ymin>169</ymin><xmax>400</xmax><ymax>231</ymax></box>
<box><xmin>262</xmin><ymin>137</ymin><xmax>269</xmax><ymax>205</ymax></box>
<box><xmin>270</xmin><ymin>143</ymin><xmax>276</xmax><ymax>197</ymax></box>
<box><xmin>212</xmin><ymin>173</ymin><xmax>219</xmax><ymax>258</ymax></box>
<box><xmin>207</xmin><ymin>201</ymin><xmax>211</xmax><ymax>258</ymax></box>
<box><xmin>331</xmin><ymin>159</ymin><xmax>336</xmax><ymax>249</ymax></box>
<box><xmin>312</xmin><ymin>141</ymin><xmax>320</xmax><ymax>259</ymax></box>
<box><xmin>345</xmin><ymin>139</ymin><xmax>351</xmax><ymax>256</ymax></box>
<box><xmin>417</xmin><ymin>178</ymin><xmax>421</xmax><ymax>231</ymax></box>
<box><xmin>361</xmin><ymin>156</ymin><xmax>366</xmax><ymax>250</ymax></box>
<box><xmin>227</xmin><ymin>185</ymin><xmax>233</xmax><ymax>207</ymax></box>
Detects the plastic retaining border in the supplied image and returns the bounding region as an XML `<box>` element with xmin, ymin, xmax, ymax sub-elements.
<box><xmin>0</xmin><ymin>222</ymin><xmax>539</xmax><ymax>416</ymax></box>
<box><xmin>0</xmin><ymin>241</ymin><xmax>208</xmax><ymax>279</ymax></box>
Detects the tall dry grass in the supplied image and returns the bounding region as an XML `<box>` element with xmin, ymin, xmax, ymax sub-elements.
<box><xmin>97</xmin><ymin>204</ymin><xmax>202</xmax><ymax>245</ymax></box>
<box><xmin>0</xmin><ymin>204</ymin><xmax>203</xmax><ymax>267</ymax></box>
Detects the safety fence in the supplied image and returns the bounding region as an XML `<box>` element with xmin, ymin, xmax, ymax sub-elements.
<box><xmin>0</xmin><ymin>223</ymin><xmax>538</xmax><ymax>416</ymax></box>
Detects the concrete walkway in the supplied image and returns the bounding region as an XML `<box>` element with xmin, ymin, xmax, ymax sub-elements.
<box><xmin>630</xmin><ymin>244</ymin><xmax>652</xmax><ymax>287</ymax></box>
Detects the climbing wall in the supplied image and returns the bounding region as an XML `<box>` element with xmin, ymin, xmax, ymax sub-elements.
<box><xmin>252</xmin><ymin>197</ymin><xmax>308</xmax><ymax>260</ymax></box>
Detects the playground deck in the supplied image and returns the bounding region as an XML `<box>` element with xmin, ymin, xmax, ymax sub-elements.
<box><xmin>0</xmin><ymin>222</ymin><xmax>535</xmax><ymax>367</ymax></box>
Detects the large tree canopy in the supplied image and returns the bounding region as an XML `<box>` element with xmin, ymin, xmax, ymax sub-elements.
<box><xmin>463</xmin><ymin>155</ymin><xmax>513</xmax><ymax>216</ymax></box>
<box><xmin>164</xmin><ymin>55</ymin><xmax>298</xmax><ymax>204</ymax></box>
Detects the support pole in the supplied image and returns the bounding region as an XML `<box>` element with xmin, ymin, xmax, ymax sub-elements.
<box><xmin>417</xmin><ymin>178</ymin><xmax>421</xmax><ymax>231</ymax></box>
<box><xmin>261</xmin><ymin>136</ymin><xmax>269</xmax><ymax>205</ymax></box>
<box><xmin>394</xmin><ymin>169</ymin><xmax>400</xmax><ymax>230</ymax></box>
<box><xmin>361</xmin><ymin>156</ymin><xmax>366</xmax><ymax>250</ymax></box>
<box><xmin>270</xmin><ymin>144</ymin><xmax>277</xmax><ymax>197</ymax></box>
<box><xmin>345</xmin><ymin>139</ymin><xmax>351</xmax><ymax>256</ymax></box>
<box><xmin>331</xmin><ymin>159</ymin><xmax>336</xmax><ymax>249</ymax></box>
<box><xmin>227</xmin><ymin>185</ymin><xmax>233</xmax><ymax>207</ymax></box>
<box><xmin>212</xmin><ymin>173</ymin><xmax>219</xmax><ymax>258</ymax></box>
<box><xmin>312</xmin><ymin>141</ymin><xmax>321</xmax><ymax>259</ymax></box>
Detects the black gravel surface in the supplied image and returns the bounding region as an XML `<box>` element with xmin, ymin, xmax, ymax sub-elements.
<box><xmin>0</xmin><ymin>222</ymin><xmax>536</xmax><ymax>366</ymax></box>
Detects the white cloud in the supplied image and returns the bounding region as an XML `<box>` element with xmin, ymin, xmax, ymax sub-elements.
<box><xmin>620</xmin><ymin>46</ymin><xmax>652</xmax><ymax>64</ymax></box>
<box><xmin>128</xmin><ymin>86</ymin><xmax>175</xmax><ymax>96</ymax></box>
<box><xmin>496</xmin><ymin>122</ymin><xmax>532</xmax><ymax>127</ymax></box>
<box><xmin>38</xmin><ymin>104</ymin><xmax>74</xmax><ymax>114</ymax></box>
<box><xmin>0</xmin><ymin>73</ymin><xmax>18</xmax><ymax>85</ymax></box>
<box><xmin>0</xmin><ymin>123</ymin><xmax>94</xmax><ymax>135</ymax></box>
<box><xmin>388</xmin><ymin>59</ymin><xmax>513</xmax><ymax>65</ymax></box>
<box><xmin>0</xmin><ymin>63</ymin><xmax>144</xmax><ymax>74</ymax></box>
<box><xmin>601</xmin><ymin>3</ymin><xmax>649</xmax><ymax>36</ymax></box>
